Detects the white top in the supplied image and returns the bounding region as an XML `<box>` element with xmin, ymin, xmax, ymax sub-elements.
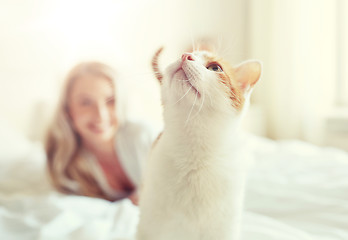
<box><xmin>82</xmin><ymin>121</ymin><xmax>159</xmax><ymax>200</ymax></box>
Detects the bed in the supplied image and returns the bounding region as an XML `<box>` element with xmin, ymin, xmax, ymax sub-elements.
<box><xmin>1</xmin><ymin>121</ymin><xmax>347</xmax><ymax>240</ymax></box>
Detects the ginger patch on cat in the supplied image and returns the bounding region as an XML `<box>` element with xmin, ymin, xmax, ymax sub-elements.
<box><xmin>204</xmin><ymin>55</ymin><xmax>245</xmax><ymax>111</ymax></box>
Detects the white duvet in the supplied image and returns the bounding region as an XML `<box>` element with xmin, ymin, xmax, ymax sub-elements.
<box><xmin>1</xmin><ymin>127</ymin><xmax>347</xmax><ymax>240</ymax></box>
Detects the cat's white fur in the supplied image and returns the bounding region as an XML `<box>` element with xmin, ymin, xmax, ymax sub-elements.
<box><xmin>137</xmin><ymin>51</ymin><xmax>261</xmax><ymax>240</ymax></box>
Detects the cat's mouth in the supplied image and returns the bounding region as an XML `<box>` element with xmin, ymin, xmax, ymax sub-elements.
<box><xmin>172</xmin><ymin>68</ymin><xmax>200</xmax><ymax>96</ymax></box>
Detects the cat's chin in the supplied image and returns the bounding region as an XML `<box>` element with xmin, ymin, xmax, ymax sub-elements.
<box><xmin>172</xmin><ymin>67</ymin><xmax>186</xmax><ymax>79</ymax></box>
<box><xmin>172</xmin><ymin>68</ymin><xmax>200</xmax><ymax>97</ymax></box>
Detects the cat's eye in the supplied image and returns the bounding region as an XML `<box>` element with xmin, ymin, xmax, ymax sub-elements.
<box><xmin>207</xmin><ymin>63</ymin><xmax>223</xmax><ymax>72</ymax></box>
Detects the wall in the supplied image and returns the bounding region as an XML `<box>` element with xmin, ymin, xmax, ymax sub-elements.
<box><xmin>246</xmin><ymin>0</ymin><xmax>343</xmax><ymax>148</ymax></box>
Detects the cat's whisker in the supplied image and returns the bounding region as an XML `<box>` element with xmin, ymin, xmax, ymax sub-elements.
<box><xmin>219</xmin><ymin>36</ymin><xmax>241</xmax><ymax>59</ymax></box>
<box><xmin>171</xmin><ymin>85</ymin><xmax>193</xmax><ymax>106</ymax></box>
<box><xmin>215</xmin><ymin>35</ymin><xmax>223</xmax><ymax>54</ymax></box>
<box><xmin>197</xmin><ymin>91</ymin><xmax>206</xmax><ymax>116</ymax></box>
<box><xmin>206</xmin><ymin>86</ymin><xmax>214</xmax><ymax>106</ymax></box>
<box><xmin>190</xmin><ymin>33</ymin><xmax>196</xmax><ymax>52</ymax></box>
<box><xmin>208</xmin><ymin>91</ymin><xmax>213</xmax><ymax>106</ymax></box>
<box><xmin>185</xmin><ymin>90</ymin><xmax>198</xmax><ymax>126</ymax></box>
<box><xmin>189</xmin><ymin>86</ymin><xmax>205</xmax><ymax>120</ymax></box>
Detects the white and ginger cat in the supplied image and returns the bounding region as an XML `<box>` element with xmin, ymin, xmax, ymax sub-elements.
<box><xmin>137</xmin><ymin>47</ymin><xmax>261</xmax><ymax>240</ymax></box>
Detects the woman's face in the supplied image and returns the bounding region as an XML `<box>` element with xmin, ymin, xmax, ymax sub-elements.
<box><xmin>68</xmin><ymin>75</ymin><xmax>118</xmax><ymax>147</ymax></box>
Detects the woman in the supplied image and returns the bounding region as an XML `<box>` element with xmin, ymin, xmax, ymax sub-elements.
<box><xmin>45</xmin><ymin>62</ymin><xmax>156</xmax><ymax>204</ymax></box>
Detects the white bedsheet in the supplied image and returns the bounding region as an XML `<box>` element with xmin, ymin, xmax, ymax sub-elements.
<box><xmin>0</xmin><ymin>130</ymin><xmax>347</xmax><ymax>240</ymax></box>
<box><xmin>243</xmin><ymin>137</ymin><xmax>348</xmax><ymax>240</ymax></box>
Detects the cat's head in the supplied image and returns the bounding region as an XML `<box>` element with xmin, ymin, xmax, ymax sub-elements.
<box><xmin>153</xmin><ymin>48</ymin><xmax>261</xmax><ymax>122</ymax></box>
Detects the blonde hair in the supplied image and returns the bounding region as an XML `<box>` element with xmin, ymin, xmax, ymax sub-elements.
<box><xmin>45</xmin><ymin>62</ymin><xmax>128</xmax><ymax>200</ymax></box>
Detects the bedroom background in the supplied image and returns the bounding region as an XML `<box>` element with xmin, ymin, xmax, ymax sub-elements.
<box><xmin>0</xmin><ymin>0</ymin><xmax>347</xmax><ymax>152</ymax></box>
<box><xmin>1</xmin><ymin>1</ymin><xmax>348</xmax><ymax>239</ymax></box>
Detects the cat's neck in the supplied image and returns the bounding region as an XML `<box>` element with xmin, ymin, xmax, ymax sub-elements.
<box><xmin>162</xmin><ymin>110</ymin><xmax>243</xmax><ymax>150</ymax></box>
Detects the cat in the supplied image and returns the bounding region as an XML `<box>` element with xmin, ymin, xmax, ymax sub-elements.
<box><xmin>136</xmin><ymin>47</ymin><xmax>261</xmax><ymax>240</ymax></box>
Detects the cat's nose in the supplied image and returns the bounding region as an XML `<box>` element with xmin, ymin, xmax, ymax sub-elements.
<box><xmin>182</xmin><ymin>53</ymin><xmax>195</xmax><ymax>61</ymax></box>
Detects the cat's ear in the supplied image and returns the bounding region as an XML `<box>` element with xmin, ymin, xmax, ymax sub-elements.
<box><xmin>234</xmin><ymin>60</ymin><xmax>262</xmax><ymax>92</ymax></box>
<box><xmin>152</xmin><ymin>47</ymin><xmax>164</xmax><ymax>84</ymax></box>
